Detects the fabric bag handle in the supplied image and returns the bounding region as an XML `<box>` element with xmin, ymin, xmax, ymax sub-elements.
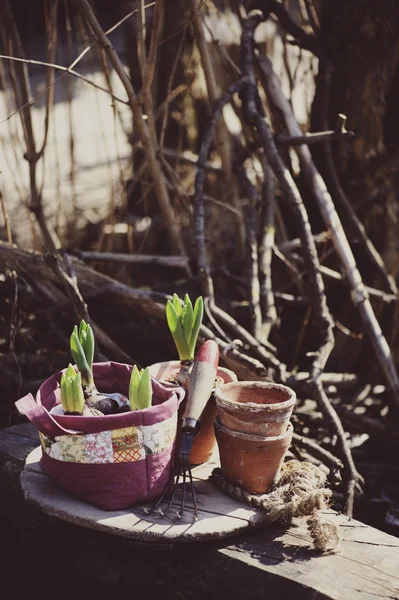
<box><xmin>15</xmin><ymin>394</ymin><xmax>82</xmax><ymax>437</ymax></box>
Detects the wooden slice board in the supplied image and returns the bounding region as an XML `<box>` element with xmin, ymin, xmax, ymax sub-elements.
<box><xmin>21</xmin><ymin>446</ymin><xmax>269</xmax><ymax>543</ymax></box>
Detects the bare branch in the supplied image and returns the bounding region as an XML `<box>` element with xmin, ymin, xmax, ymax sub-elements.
<box><xmin>78</xmin><ymin>251</ymin><xmax>187</xmax><ymax>268</ymax></box>
<box><xmin>259</xmin><ymin>156</ymin><xmax>278</xmax><ymax>338</ymax></box>
<box><xmin>0</xmin><ymin>54</ymin><xmax>129</xmax><ymax>106</ymax></box>
<box><xmin>276</xmin><ymin>129</ymin><xmax>354</xmax><ymax>146</ymax></box>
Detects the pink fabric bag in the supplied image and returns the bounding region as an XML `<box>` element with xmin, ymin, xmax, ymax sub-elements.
<box><xmin>16</xmin><ymin>362</ymin><xmax>185</xmax><ymax>511</ymax></box>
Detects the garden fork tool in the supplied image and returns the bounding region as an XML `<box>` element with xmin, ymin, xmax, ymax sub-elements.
<box><xmin>148</xmin><ymin>339</ymin><xmax>219</xmax><ymax>520</ymax></box>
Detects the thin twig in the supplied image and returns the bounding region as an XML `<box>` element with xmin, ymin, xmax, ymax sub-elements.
<box><xmin>136</xmin><ymin>0</ymin><xmax>147</xmax><ymax>81</ymax></box>
<box><xmin>138</xmin><ymin>0</ymin><xmax>162</xmax><ymax>145</ymax></box>
<box><xmin>193</xmin><ymin>76</ymin><xmax>249</xmax><ymax>300</ymax></box>
<box><xmin>235</xmin><ymin>163</ymin><xmax>263</xmax><ymax>340</ymax></box>
<box><xmin>317</xmin><ymin>265</ymin><xmax>396</xmax><ymax>304</ymax></box>
<box><xmin>259</xmin><ymin>156</ymin><xmax>278</xmax><ymax>338</ymax></box>
<box><xmin>283</xmin><ymin>248</ymin><xmax>396</xmax><ymax>303</ymax></box>
<box><xmin>252</xmin><ymin>0</ymin><xmax>326</xmax><ymax>60</ymax></box>
<box><xmin>40</xmin><ymin>252</ymin><xmax>135</xmax><ymax>364</ymax></box>
<box><xmin>276</xmin><ymin>130</ymin><xmax>354</xmax><ymax>146</ymax></box>
<box><xmin>289</xmin><ymin>371</ymin><xmax>359</xmax><ymax>391</ymax></box>
<box><xmin>36</xmin><ymin>0</ymin><xmax>58</xmax><ymax>159</ymax></box>
<box><xmin>310</xmin><ymin>379</ymin><xmax>361</xmax><ymax>516</ymax></box>
<box><xmin>91</xmin><ymin>323</ymin><xmax>136</xmax><ymax>365</ymax></box>
<box><xmin>0</xmin><ymin>54</ymin><xmax>129</xmax><ymax>106</ymax></box>
<box><xmin>199</xmin><ymin>323</ymin><xmax>273</xmax><ymax>381</ymax></box>
<box><xmin>142</xmin><ymin>0</ymin><xmax>163</xmax><ymax>96</ymax></box>
<box><xmin>63</xmin><ymin>0</ymin><xmax>78</xmax><ymax>221</ymax></box>
<box><xmin>161</xmin><ymin>147</ymin><xmax>222</xmax><ymax>172</ymax></box>
<box><xmin>278</xmin><ymin>231</ymin><xmax>330</xmax><ymax>251</ymax></box>
<box><xmin>79</xmin><ymin>251</ymin><xmax>187</xmax><ymax>268</ymax></box>
<box><xmin>291</xmin><ymin>432</ymin><xmax>343</xmax><ymax>472</ymax></box>
<box><xmin>44</xmin><ymin>252</ymin><xmax>90</xmax><ymax>324</ymax></box>
<box><xmin>209</xmin><ymin>303</ymin><xmax>286</xmax><ymax>379</ymax></box>
<box><xmin>158</xmin><ymin>16</ymin><xmax>187</xmax><ymax>148</ymax></box>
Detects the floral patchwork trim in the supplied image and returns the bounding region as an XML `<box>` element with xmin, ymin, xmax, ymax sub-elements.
<box><xmin>111</xmin><ymin>426</ymin><xmax>145</xmax><ymax>463</ymax></box>
<box><xmin>143</xmin><ymin>415</ymin><xmax>177</xmax><ymax>456</ymax></box>
<box><xmin>84</xmin><ymin>431</ymin><xmax>114</xmax><ymax>463</ymax></box>
<box><xmin>40</xmin><ymin>414</ymin><xmax>177</xmax><ymax>464</ymax></box>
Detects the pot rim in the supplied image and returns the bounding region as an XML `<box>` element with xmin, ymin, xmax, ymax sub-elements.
<box><xmin>214</xmin><ymin>417</ymin><xmax>293</xmax><ymax>442</ymax></box>
<box><xmin>148</xmin><ymin>359</ymin><xmax>236</xmax><ymax>376</ymax></box>
<box><xmin>36</xmin><ymin>361</ymin><xmax>185</xmax><ymax>424</ymax></box>
<box><xmin>214</xmin><ymin>381</ymin><xmax>296</xmax><ymax>412</ymax></box>
<box><xmin>147</xmin><ymin>360</ymin><xmax>238</xmax><ymax>387</ymax></box>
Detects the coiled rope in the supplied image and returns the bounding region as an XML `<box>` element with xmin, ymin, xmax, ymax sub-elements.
<box><xmin>211</xmin><ymin>460</ymin><xmax>341</xmax><ymax>553</ymax></box>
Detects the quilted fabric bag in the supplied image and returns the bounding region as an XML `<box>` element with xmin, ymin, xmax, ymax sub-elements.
<box><xmin>16</xmin><ymin>362</ymin><xmax>185</xmax><ymax>511</ymax></box>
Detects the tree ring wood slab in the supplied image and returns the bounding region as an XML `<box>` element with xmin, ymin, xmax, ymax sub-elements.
<box><xmin>21</xmin><ymin>446</ymin><xmax>270</xmax><ymax>543</ymax></box>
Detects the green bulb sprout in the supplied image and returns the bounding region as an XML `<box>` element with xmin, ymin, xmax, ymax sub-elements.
<box><xmin>129</xmin><ymin>366</ymin><xmax>153</xmax><ymax>411</ymax></box>
<box><xmin>166</xmin><ymin>294</ymin><xmax>204</xmax><ymax>362</ymax></box>
<box><xmin>70</xmin><ymin>320</ymin><xmax>95</xmax><ymax>390</ymax></box>
<box><xmin>68</xmin><ymin>319</ymin><xmax>117</xmax><ymax>415</ymax></box>
<box><xmin>66</xmin><ymin>320</ymin><xmax>153</xmax><ymax>415</ymax></box>
<box><xmin>60</xmin><ymin>364</ymin><xmax>85</xmax><ymax>415</ymax></box>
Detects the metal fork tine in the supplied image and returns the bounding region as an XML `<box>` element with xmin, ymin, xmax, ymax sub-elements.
<box><xmin>145</xmin><ymin>470</ymin><xmax>174</xmax><ymax>515</ymax></box>
<box><xmin>188</xmin><ymin>465</ymin><xmax>198</xmax><ymax>520</ymax></box>
<box><xmin>161</xmin><ymin>468</ymin><xmax>182</xmax><ymax>517</ymax></box>
<box><xmin>177</xmin><ymin>468</ymin><xmax>187</xmax><ymax>519</ymax></box>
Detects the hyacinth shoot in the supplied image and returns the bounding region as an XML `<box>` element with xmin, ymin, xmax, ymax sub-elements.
<box><xmin>60</xmin><ymin>364</ymin><xmax>85</xmax><ymax>414</ymax></box>
<box><xmin>129</xmin><ymin>365</ymin><xmax>153</xmax><ymax>411</ymax></box>
<box><xmin>166</xmin><ymin>294</ymin><xmax>204</xmax><ymax>361</ymax></box>
<box><xmin>70</xmin><ymin>320</ymin><xmax>95</xmax><ymax>388</ymax></box>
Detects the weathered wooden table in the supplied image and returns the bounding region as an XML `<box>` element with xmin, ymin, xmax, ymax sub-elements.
<box><xmin>21</xmin><ymin>445</ymin><xmax>272</xmax><ymax>543</ymax></box>
<box><xmin>1</xmin><ymin>422</ymin><xmax>399</xmax><ymax>599</ymax></box>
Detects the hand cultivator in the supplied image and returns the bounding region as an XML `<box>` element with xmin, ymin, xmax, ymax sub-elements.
<box><xmin>148</xmin><ymin>340</ymin><xmax>219</xmax><ymax>520</ymax></box>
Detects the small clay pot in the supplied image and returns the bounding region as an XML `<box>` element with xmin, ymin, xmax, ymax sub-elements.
<box><xmin>214</xmin><ymin>418</ymin><xmax>293</xmax><ymax>494</ymax></box>
<box><xmin>147</xmin><ymin>360</ymin><xmax>237</xmax><ymax>464</ymax></box>
<box><xmin>215</xmin><ymin>381</ymin><xmax>296</xmax><ymax>437</ymax></box>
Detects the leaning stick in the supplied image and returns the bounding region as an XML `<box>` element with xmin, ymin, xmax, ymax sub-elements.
<box><xmin>235</xmin><ymin>163</ymin><xmax>263</xmax><ymax>340</ymax></box>
<box><xmin>190</xmin><ymin>0</ymin><xmax>245</xmax><ymax>251</ymax></box>
<box><xmin>259</xmin><ymin>156</ymin><xmax>278</xmax><ymax>338</ymax></box>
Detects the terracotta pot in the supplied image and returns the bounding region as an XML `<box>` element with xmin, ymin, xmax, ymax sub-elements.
<box><xmin>147</xmin><ymin>360</ymin><xmax>237</xmax><ymax>464</ymax></box>
<box><xmin>214</xmin><ymin>381</ymin><xmax>296</xmax><ymax>437</ymax></box>
<box><xmin>214</xmin><ymin>418</ymin><xmax>293</xmax><ymax>494</ymax></box>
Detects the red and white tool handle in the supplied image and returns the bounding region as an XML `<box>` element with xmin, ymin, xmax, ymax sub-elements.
<box><xmin>181</xmin><ymin>340</ymin><xmax>219</xmax><ymax>433</ymax></box>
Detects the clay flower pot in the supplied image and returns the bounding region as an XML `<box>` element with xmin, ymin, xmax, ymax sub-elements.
<box><xmin>214</xmin><ymin>381</ymin><xmax>296</xmax><ymax>437</ymax></box>
<box><xmin>148</xmin><ymin>360</ymin><xmax>237</xmax><ymax>464</ymax></box>
<box><xmin>214</xmin><ymin>418</ymin><xmax>293</xmax><ymax>494</ymax></box>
